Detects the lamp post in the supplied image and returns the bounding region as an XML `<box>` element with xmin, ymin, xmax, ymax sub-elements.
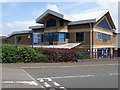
<box><xmin>32</xmin><ymin>29</ymin><xmax>34</xmax><ymax>48</ymax></box>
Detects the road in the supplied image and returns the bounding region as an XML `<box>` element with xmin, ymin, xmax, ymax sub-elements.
<box><xmin>24</xmin><ymin>64</ymin><xmax>118</xmax><ymax>90</ymax></box>
<box><xmin>2</xmin><ymin>61</ymin><xmax>119</xmax><ymax>90</ymax></box>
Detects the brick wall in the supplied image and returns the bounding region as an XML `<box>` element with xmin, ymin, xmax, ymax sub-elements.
<box><xmin>6</xmin><ymin>34</ymin><xmax>32</xmax><ymax>45</ymax></box>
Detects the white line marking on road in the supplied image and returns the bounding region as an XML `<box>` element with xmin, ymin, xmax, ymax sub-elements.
<box><xmin>2</xmin><ymin>81</ymin><xmax>14</xmax><ymax>84</ymax></box>
<box><xmin>50</xmin><ymin>74</ymin><xmax>95</xmax><ymax>79</ymax></box>
<box><xmin>22</xmin><ymin>70</ymin><xmax>36</xmax><ymax>81</ymax></box>
<box><xmin>60</xmin><ymin>87</ymin><xmax>67</xmax><ymax>90</ymax></box>
<box><xmin>37</xmin><ymin>78</ymin><xmax>44</xmax><ymax>82</ymax></box>
<box><xmin>53</xmin><ymin>82</ymin><xmax>60</xmax><ymax>86</ymax></box>
<box><xmin>37</xmin><ymin>78</ymin><xmax>52</xmax><ymax>82</ymax></box>
<box><xmin>109</xmin><ymin>73</ymin><xmax>119</xmax><ymax>76</ymax></box>
<box><xmin>45</xmin><ymin>78</ymin><xmax>52</xmax><ymax>82</ymax></box>
<box><xmin>2</xmin><ymin>81</ymin><xmax>38</xmax><ymax>86</ymax></box>
<box><xmin>22</xmin><ymin>70</ymin><xmax>44</xmax><ymax>88</ymax></box>
<box><xmin>44</xmin><ymin>82</ymin><xmax>51</xmax><ymax>87</ymax></box>
<box><xmin>22</xmin><ymin>64</ymin><xmax>118</xmax><ymax>69</ymax></box>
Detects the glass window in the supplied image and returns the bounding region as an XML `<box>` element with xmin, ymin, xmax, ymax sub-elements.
<box><xmin>58</xmin><ymin>33</ymin><xmax>65</xmax><ymax>42</ymax></box>
<box><xmin>33</xmin><ymin>33</ymin><xmax>42</xmax><ymax>43</ymax></box>
<box><xmin>76</xmin><ymin>32</ymin><xmax>84</xmax><ymax>42</ymax></box>
<box><xmin>96</xmin><ymin>18</ymin><xmax>111</xmax><ymax>30</ymax></box>
<box><xmin>66</xmin><ymin>33</ymin><xmax>69</xmax><ymax>39</ymax></box>
<box><xmin>96</xmin><ymin>32</ymin><xmax>111</xmax><ymax>42</ymax></box>
<box><xmin>16</xmin><ymin>36</ymin><xmax>21</xmax><ymax>42</ymax></box>
<box><xmin>46</xmin><ymin>19</ymin><xmax>56</xmax><ymax>27</ymax></box>
<box><xmin>60</xmin><ymin>20</ymin><xmax>64</xmax><ymax>26</ymax></box>
<box><xmin>44</xmin><ymin>32</ymin><xmax>65</xmax><ymax>42</ymax></box>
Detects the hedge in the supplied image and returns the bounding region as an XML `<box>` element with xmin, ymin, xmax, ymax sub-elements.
<box><xmin>43</xmin><ymin>49</ymin><xmax>77</xmax><ymax>62</ymax></box>
<box><xmin>1</xmin><ymin>44</ymin><xmax>88</xmax><ymax>63</ymax></box>
<box><xmin>1</xmin><ymin>44</ymin><xmax>48</xmax><ymax>63</ymax></box>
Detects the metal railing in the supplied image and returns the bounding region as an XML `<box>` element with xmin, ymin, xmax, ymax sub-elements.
<box><xmin>76</xmin><ymin>52</ymin><xmax>118</xmax><ymax>62</ymax></box>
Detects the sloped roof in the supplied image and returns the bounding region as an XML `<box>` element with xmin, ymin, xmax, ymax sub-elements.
<box><xmin>8</xmin><ymin>30</ymin><xmax>32</xmax><ymax>37</ymax></box>
<box><xmin>29</xmin><ymin>24</ymin><xmax>44</xmax><ymax>29</ymax></box>
<box><xmin>36</xmin><ymin>9</ymin><xmax>64</xmax><ymax>23</ymax></box>
<box><xmin>35</xmin><ymin>9</ymin><xmax>116</xmax><ymax>30</ymax></box>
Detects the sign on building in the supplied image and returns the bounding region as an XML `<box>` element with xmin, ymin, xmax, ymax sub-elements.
<box><xmin>33</xmin><ymin>33</ymin><xmax>42</xmax><ymax>43</ymax></box>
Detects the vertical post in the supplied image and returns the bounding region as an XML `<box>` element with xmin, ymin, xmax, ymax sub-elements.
<box><xmin>15</xmin><ymin>36</ymin><xmax>16</xmax><ymax>45</ymax></box>
<box><xmin>32</xmin><ymin>30</ymin><xmax>34</xmax><ymax>48</ymax></box>
<box><xmin>89</xmin><ymin>23</ymin><xmax>93</xmax><ymax>59</ymax></box>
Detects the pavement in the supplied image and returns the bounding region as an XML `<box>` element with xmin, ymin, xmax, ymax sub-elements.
<box><xmin>2</xmin><ymin>68</ymin><xmax>44</xmax><ymax>89</ymax></box>
<box><xmin>1</xmin><ymin>60</ymin><xmax>119</xmax><ymax>90</ymax></box>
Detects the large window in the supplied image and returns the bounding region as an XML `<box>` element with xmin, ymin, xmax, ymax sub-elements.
<box><xmin>96</xmin><ymin>18</ymin><xmax>111</xmax><ymax>30</ymax></box>
<box><xmin>96</xmin><ymin>32</ymin><xmax>111</xmax><ymax>42</ymax></box>
<box><xmin>46</xmin><ymin>19</ymin><xmax>56</xmax><ymax>27</ymax></box>
<box><xmin>44</xmin><ymin>32</ymin><xmax>65</xmax><ymax>42</ymax></box>
<box><xmin>66</xmin><ymin>33</ymin><xmax>69</xmax><ymax>39</ymax></box>
<box><xmin>16</xmin><ymin>36</ymin><xmax>21</xmax><ymax>42</ymax></box>
<box><xmin>60</xmin><ymin>20</ymin><xmax>64</xmax><ymax>26</ymax></box>
<box><xmin>76</xmin><ymin>32</ymin><xmax>84</xmax><ymax>42</ymax></box>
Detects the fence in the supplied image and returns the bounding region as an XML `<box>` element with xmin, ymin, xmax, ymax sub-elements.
<box><xmin>76</xmin><ymin>52</ymin><xmax>118</xmax><ymax>61</ymax></box>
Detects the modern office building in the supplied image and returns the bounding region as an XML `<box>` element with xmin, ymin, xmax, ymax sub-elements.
<box><xmin>4</xmin><ymin>9</ymin><xmax>117</xmax><ymax>57</ymax></box>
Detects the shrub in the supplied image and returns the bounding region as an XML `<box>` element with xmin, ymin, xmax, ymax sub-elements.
<box><xmin>34</xmin><ymin>47</ymin><xmax>43</xmax><ymax>54</ymax></box>
<box><xmin>2</xmin><ymin>44</ymin><xmax>40</xmax><ymax>63</ymax></box>
<box><xmin>43</xmin><ymin>49</ymin><xmax>77</xmax><ymax>62</ymax></box>
<box><xmin>34</xmin><ymin>54</ymin><xmax>49</xmax><ymax>63</ymax></box>
<box><xmin>2</xmin><ymin>44</ymin><xmax>18</xmax><ymax>63</ymax></box>
<box><xmin>75</xmin><ymin>52</ymin><xmax>90</xmax><ymax>61</ymax></box>
<box><xmin>17</xmin><ymin>46</ymin><xmax>36</xmax><ymax>63</ymax></box>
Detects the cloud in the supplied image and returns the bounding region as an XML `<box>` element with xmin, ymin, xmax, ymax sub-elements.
<box><xmin>32</xmin><ymin>4</ymin><xmax>60</xmax><ymax>18</ymax></box>
<box><xmin>2</xmin><ymin>20</ymin><xmax>40</xmax><ymax>35</ymax></box>
<box><xmin>32</xmin><ymin>10</ymin><xmax>43</xmax><ymax>17</ymax></box>
<box><xmin>46</xmin><ymin>4</ymin><xmax>60</xmax><ymax>12</ymax></box>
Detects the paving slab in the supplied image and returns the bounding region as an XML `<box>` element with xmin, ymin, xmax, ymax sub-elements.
<box><xmin>2</xmin><ymin>68</ymin><xmax>44</xmax><ymax>88</ymax></box>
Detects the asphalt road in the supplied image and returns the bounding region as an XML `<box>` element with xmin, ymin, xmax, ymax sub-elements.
<box><xmin>24</xmin><ymin>64</ymin><xmax>119</xmax><ymax>90</ymax></box>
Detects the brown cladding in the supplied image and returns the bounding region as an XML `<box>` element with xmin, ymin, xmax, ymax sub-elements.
<box><xmin>6</xmin><ymin>34</ymin><xmax>32</xmax><ymax>45</ymax></box>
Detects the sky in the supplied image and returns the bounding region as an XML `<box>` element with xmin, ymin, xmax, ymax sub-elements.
<box><xmin>0</xmin><ymin>0</ymin><xmax>119</xmax><ymax>35</ymax></box>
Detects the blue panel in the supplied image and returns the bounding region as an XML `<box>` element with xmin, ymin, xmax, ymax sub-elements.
<box><xmin>33</xmin><ymin>33</ymin><xmax>42</xmax><ymax>43</ymax></box>
<box><xmin>96</xmin><ymin>32</ymin><xmax>111</xmax><ymax>42</ymax></box>
<box><xmin>96</xmin><ymin>18</ymin><xmax>111</xmax><ymax>30</ymax></box>
<box><xmin>44</xmin><ymin>32</ymin><xmax>65</xmax><ymax>42</ymax></box>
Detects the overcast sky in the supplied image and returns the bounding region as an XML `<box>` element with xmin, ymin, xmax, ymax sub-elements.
<box><xmin>1</xmin><ymin>0</ymin><xmax>119</xmax><ymax>35</ymax></box>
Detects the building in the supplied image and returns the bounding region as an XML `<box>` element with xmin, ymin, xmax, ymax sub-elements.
<box><xmin>0</xmin><ymin>35</ymin><xmax>7</xmax><ymax>45</ymax></box>
<box><xmin>118</xmin><ymin>33</ymin><xmax>120</xmax><ymax>57</ymax></box>
<box><xmin>4</xmin><ymin>9</ymin><xmax>117</xmax><ymax>57</ymax></box>
<box><xmin>4</xmin><ymin>30</ymin><xmax>32</xmax><ymax>45</ymax></box>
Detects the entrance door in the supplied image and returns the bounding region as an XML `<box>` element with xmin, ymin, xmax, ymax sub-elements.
<box><xmin>48</xmin><ymin>33</ymin><xmax>53</xmax><ymax>45</ymax></box>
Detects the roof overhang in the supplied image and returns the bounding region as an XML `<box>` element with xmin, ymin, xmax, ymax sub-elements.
<box><xmin>36</xmin><ymin>9</ymin><xmax>64</xmax><ymax>24</ymax></box>
<box><xmin>8</xmin><ymin>30</ymin><xmax>32</xmax><ymax>38</ymax></box>
<box><xmin>106</xmin><ymin>12</ymin><xmax>116</xmax><ymax>30</ymax></box>
<box><xmin>68</xmin><ymin>19</ymin><xmax>96</xmax><ymax>25</ymax></box>
<box><xmin>29</xmin><ymin>25</ymin><xmax>44</xmax><ymax>29</ymax></box>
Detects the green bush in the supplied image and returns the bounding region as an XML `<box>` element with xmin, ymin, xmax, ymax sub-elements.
<box><xmin>75</xmin><ymin>52</ymin><xmax>90</xmax><ymax>61</ymax></box>
<box><xmin>34</xmin><ymin>54</ymin><xmax>49</xmax><ymax>63</ymax></box>
<box><xmin>2</xmin><ymin>44</ymin><xmax>18</xmax><ymax>63</ymax></box>
<box><xmin>2</xmin><ymin>44</ymin><xmax>46</xmax><ymax>63</ymax></box>
<box><xmin>17</xmin><ymin>46</ymin><xmax>36</xmax><ymax>63</ymax></box>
